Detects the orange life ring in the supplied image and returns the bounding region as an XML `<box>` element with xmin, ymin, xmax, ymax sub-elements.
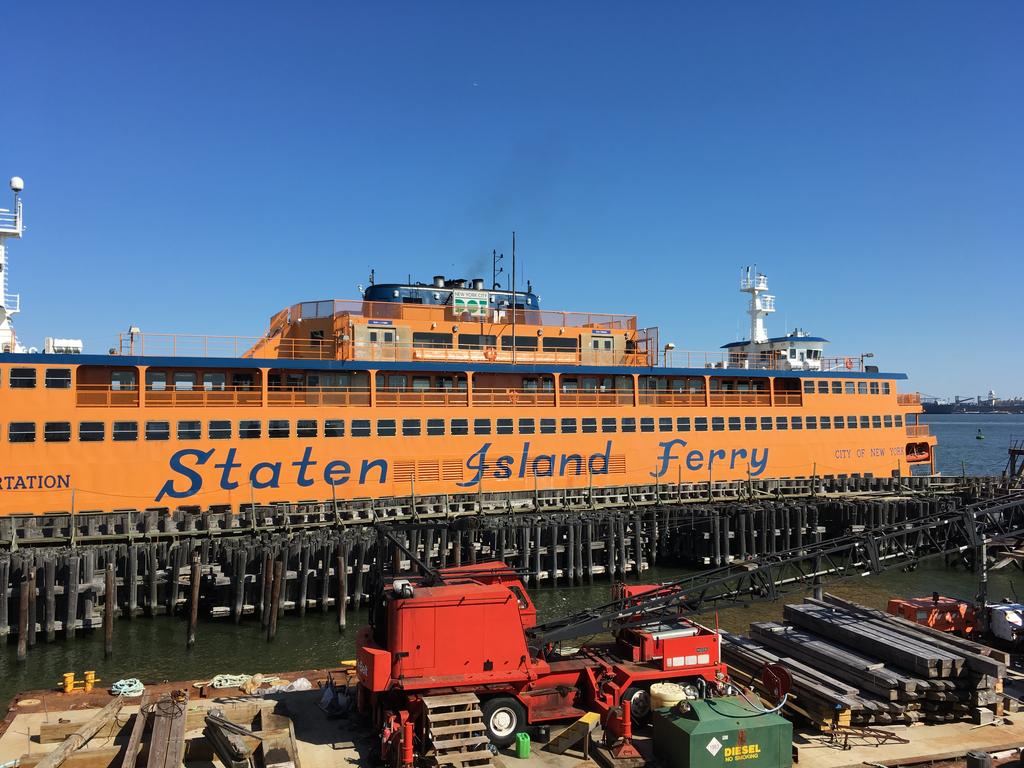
<box><xmin>484</xmin><ymin>346</ymin><xmax>498</xmax><ymax>361</ymax></box>
<box><xmin>844</xmin><ymin>357</ymin><xmax>853</xmax><ymax>370</ymax></box>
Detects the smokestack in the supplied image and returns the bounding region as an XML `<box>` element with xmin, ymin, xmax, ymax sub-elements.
<box><xmin>433</xmin><ymin>275</ymin><xmax>445</xmax><ymax>288</ymax></box>
<box><xmin>472</xmin><ymin>278</ymin><xmax>485</xmax><ymax>290</ymax></box>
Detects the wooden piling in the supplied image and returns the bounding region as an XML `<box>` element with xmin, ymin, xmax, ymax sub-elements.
<box><xmin>297</xmin><ymin>542</ymin><xmax>309</xmax><ymax>618</ymax></box>
<box><xmin>267</xmin><ymin>559</ymin><xmax>283</xmax><ymax>642</ymax></box>
<box><xmin>260</xmin><ymin>552</ymin><xmax>272</xmax><ymax>628</ymax></box>
<box><xmin>186</xmin><ymin>555</ymin><xmax>200</xmax><ymax>650</ymax></box>
<box><xmin>27</xmin><ymin>568</ymin><xmax>37</xmax><ymax>647</ymax></box>
<box><xmin>104</xmin><ymin>563</ymin><xmax>115</xmax><ymax>658</ymax></box>
<box><xmin>17</xmin><ymin>574</ymin><xmax>29</xmax><ymax>662</ymax></box>
<box><xmin>44</xmin><ymin>557</ymin><xmax>56</xmax><ymax>642</ymax></box>
<box><xmin>351</xmin><ymin>541</ymin><xmax>365</xmax><ymax>608</ymax></box>
<box><xmin>337</xmin><ymin>551</ymin><xmax>348</xmax><ymax>632</ymax></box>
<box><xmin>65</xmin><ymin>556</ymin><xmax>79</xmax><ymax>641</ymax></box>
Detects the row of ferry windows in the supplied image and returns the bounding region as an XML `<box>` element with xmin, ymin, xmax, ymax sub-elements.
<box><xmin>6</xmin><ymin>414</ymin><xmax>907</xmax><ymax>443</ymax></box>
<box><xmin>0</xmin><ymin>368</ymin><xmax>895</xmax><ymax>396</ymax></box>
<box><xmin>804</xmin><ymin>380</ymin><xmax>890</xmax><ymax>395</ymax></box>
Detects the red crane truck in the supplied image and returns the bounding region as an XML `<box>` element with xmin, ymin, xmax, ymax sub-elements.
<box><xmin>355</xmin><ymin>556</ymin><xmax>730</xmax><ymax>761</ymax></box>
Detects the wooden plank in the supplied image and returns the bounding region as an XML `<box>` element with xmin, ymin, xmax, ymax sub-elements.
<box><xmin>424</xmin><ymin>708</ymin><xmax>483</xmax><ymax>722</ymax></box>
<box><xmin>146</xmin><ymin>693</ymin><xmax>187</xmax><ymax>768</ymax></box>
<box><xmin>20</xmin><ymin>747</ymin><xmax>122</xmax><ymax>768</ymax></box>
<box><xmin>36</xmin><ymin>697</ymin><xmax>125</xmax><ymax>768</ymax></box>
<box><xmin>421</xmin><ymin>693</ymin><xmax>482</xmax><ymax>708</ymax></box>
<box><xmin>120</xmin><ymin>692</ymin><xmax>151</xmax><ymax>768</ymax></box>
<box><xmin>546</xmin><ymin>712</ymin><xmax>600</xmax><ymax>755</ymax></box>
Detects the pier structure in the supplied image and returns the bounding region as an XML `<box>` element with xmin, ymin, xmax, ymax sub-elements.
<box><xmin>0</xmin><ymin>474</ymin><xmax>1011</xmax><ymax>653</ymax></box>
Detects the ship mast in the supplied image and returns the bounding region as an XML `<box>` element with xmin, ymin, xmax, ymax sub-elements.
<box><xmin>0</xmin><ymin>176</ymin><xmax>25</xmax><ymax>353</ymax></box>
<box><xmin>739</xmin><ymin>265</ymin><xmax>775</xmax><ymax>344</ymax></box>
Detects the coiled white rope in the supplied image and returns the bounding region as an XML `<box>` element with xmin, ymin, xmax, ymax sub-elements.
<box><xmin>193</xmin><ymin>673</ymin><xmax>284</xmax><ymax>690</ymax></box>
<box><xmin>110</xmin><ymin>678</ymin><xmax>145</xmax><ymax>697</ymax></box>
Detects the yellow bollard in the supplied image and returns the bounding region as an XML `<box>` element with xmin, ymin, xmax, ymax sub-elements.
<box><xmin>84</xmin><ymin>671</ymin><xmax>96</xmax><ymax>693</ymax></box>
<box><xmin>62</xmin><ymin>672</ymin><xmax>75</xmax><ymax>694</ymax></box>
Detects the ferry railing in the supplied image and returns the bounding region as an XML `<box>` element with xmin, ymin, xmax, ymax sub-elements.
<box><xmin>117</xmin><ymin>333</ymin><xmax>337</xmax><ymax>360</ymax></box>
<box><xmin>708</xmin><ymin>391</ymin><xmax>773</xmax><ymax>407</ymax></box>
<box><xmin>320</xmin><ymin>299</ymin><xmax>639</xmax><ymax>331</ymax></box>
<box><xmin>75</xmin><ymin>384</ymin><xmax>140</xmax><ymax>407</ymax></box>
<box><xmin>772</xmin><ymin>392</ymin><xmax>803</xmax><ymax>407</ymax></box>
<box><xmin>144</xmin><ymin>386</ymin><xmax>263</xmax><ymax>407</ymax></box>
<box><xmin>638</xmin><ymin>391</ymin><xmax>708</xmax><ymax>407</ymax></box>
<box><xmin>0</xmin><ymin>208</ymin><xmax>19</xmax><ymax>233</ymax></box>
<box><xmin>906</xmin><ymin>425</ymin><xmax>931</xmax><ymax>438</ymax></box>
<box><xmin>267</xmin><ymin>387</ymin><xmax>371</xmax><ymax>407</ymax></box>
<box><xmin>375</xmin><ymin>388</ymin><xmax>469</xmax><ymax>407</ymax></box>
<box><xmin>559</xmin><ymin>389</ymin><xmax>635</xmax><ymax>407</ymax></box>
<box><xmin>471</xmin><ymin>388</ymin><xmax>557</xmax><ymax>407</ymax></box>
<box><xmin>897</xmin><ymin>393</ymin><xmax>922</xmax><ymax>406</ymax></box>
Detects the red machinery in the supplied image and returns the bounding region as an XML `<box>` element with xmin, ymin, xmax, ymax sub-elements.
<box><xmin>356</xmin><ymin>542</ymin><xmax>730</xmax><ymax>760</ymax></box>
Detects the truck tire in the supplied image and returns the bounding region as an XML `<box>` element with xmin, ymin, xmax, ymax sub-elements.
<box><xmin>623</xmin><ymin>686</ymin><xmax>651</xmax><ymax>723</ymax></box>
<box><xmin>481</xmin><ymin>696</ymin><xmax>526</xmax><ymax>748</ymax></box>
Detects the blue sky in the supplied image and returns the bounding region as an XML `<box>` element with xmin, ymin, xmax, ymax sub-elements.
<box><xmin>1</xmin><ymin>2</ymin><xmax>1020</xmax><ymax>397</ymax></box>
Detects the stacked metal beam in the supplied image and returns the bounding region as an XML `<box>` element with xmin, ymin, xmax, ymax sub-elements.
<box><xmin>722</xmin><ymin>594</ymin><xmax>1009</xmax><ymax>728</ymax></box>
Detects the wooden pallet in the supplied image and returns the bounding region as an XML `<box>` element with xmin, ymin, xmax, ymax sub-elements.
<box><xmin>422</xmin><ymin>693</ymin><xmax>494</xmax><ymax>768</ymax></box>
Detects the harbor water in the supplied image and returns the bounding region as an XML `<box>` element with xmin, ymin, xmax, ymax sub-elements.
<box><xmin>0</xmin><ymin>413</ymin><xmax>1020</xmax><ymax>709</ymax></box>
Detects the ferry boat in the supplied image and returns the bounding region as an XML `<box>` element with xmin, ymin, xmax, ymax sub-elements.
<box><xmin>0</xmin><ymin>181</ymin><xmax>935</xmax><ymax>515</ymax></box>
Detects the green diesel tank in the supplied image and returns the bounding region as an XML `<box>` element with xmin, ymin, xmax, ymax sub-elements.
<box><xmin>652</xmin><ymin>697</ymin><xmax>792</xmax><ymax>768</ymax></box>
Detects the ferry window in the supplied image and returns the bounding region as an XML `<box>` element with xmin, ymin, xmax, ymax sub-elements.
<box><xmin>621</xmin><ymin>417</ymin><xmax>637</xmax><ymax>433</ymax></box>
<box><xmin>377</xmin><ymin>419</ymin><xmax>396</xmax><ymax>437</ymax></box>
<box><xmin>584</xmin><ymin>417</ymin><xmax>599</xmax><ymax>434</ymax></box>
<box><xmin>239</xmin><ymin>420</ymin><xmax>262</xmax><ymax>439</ymax></box>
<box><xmin>882</xmin><ymin>382</ymin><xmax>891</xmax><ymax>395</ymax></box>
<box><xmin>831</xmin><ymin>381</ymin><xmax>842</xmax><ymax>394</ymax></box>
<box><xmin>110</xmin><ymin>370</ymin><xmax>136</xmax><ymax>391</ymax></box>
<box><xmin>807</xmin><ymin>416</ymin><xmax>817</xmax><ymax>430</ymax></box>
<box><xmin>146</xmin><ymin>371</ymin><xmax>167</xmax><ymax>391</ymax></box>
<box><xmin>847</xmin><ymin>416</ymin><xmax>858</xmax><ymax>429</ymax></box>
<box><xmin>761</xmin><ymin>416</ymin><xmax>773</xmax><ymax>430</ymax></box>
<box><xmin>296</xmin><ymin>419</ymin><xmax>317</xmax><ymax>438</ymax></box>
<box><xmin>203</xmin><ymin>372</ymin><xmax>226</xmax><ymax>391</ymax></box>
<box><xmin>368</xmin><ymin>330</ymin><xmax>395</xmax><ymax>344</ymax></box>
<box><xmin>474</xmin><ymin>418</ymin><xmax>492</xmax><ymax>435</ymax></box>
<box><xmin>858</xmin><ymin>382</ymin><xmax>868</xmax><ymax>395</ymax></box>
<box><xmin>178</xmin><ymin>421</ymin><xmax>202</xmax><ymax>440</ymax></box>
<box><xmin>728</xmin><ymin>417</ymin><xmax>741</xmax><ymax>431</ymax></box>
<box><xmin>833</xmin><ymin>415</ymin><xmax>844</xmax><ymax>429</ymax></box>
<box><xmin>269</xmin><ymin>420</ymin><xmax>291</xmax><ymax>438</ymax></box>
<box><xmin>79</xmin><ymin>421</ymin><xmax>105</xmax><ymax>442</ymax></box>
<box><xmin>844</xmin><ymin>381</ymin><xmax>855</xmax><ymax>395</ymax></box>
<box><xmin>9</xmin><ymin>422</ymin><xmax>36</xmax><ymax>442</ymax></box>
<box><xmin>459</xmin><ymin>334</ymin><xmax>496</xmax><ymax>350</ymax></box>
<box><xmin>562</xmin><ymin>418</ymin><xmax>578</xmax><ymax>434</ymax></box>
<box><xmin>45</xmin><ymin>369</ymin><xmax>71</xmax><ymax>389</ymax></box>
<box><xmin>817</xmin><ymin>381</ymin><xmax>828</xmax><ymax>394</ymax></box>
<box><xmin>869</xmin><ymin>381</ymin><xmax>880</xmax><ymax>395</ymax></box>
<box><xmin>694</xmin><ymin>417</ymin><xmax>708</xmax><ymax>432</ymax></box>
<box><xmin>412</xmin><ymin>332</ymin><xmax>453</xmax><ymax>349</ymax></box>
<box><xmin>677</xmin><ymin>417</ymin><xmax>691</xmax><ymax>432</ymax></box>
<box><xmin>450</xmin><ymin>419</ymin><xmax>468</xmax><ymax>436</ymax></box>
<box><xmin>324</xmin><ymin>419</ymin><xmax>345</xmax><ymax>437</ymax></box>
<box><xmin>233</xmin><ymin>373</ymin><xmax>256</xmax><ymax>390</ymax></box>
<box><xmin>44</xmin><ymin>422</ymin><xmax>71</xmax><ymax>442</ymax></box>
<box><xmin>402</xmin><ymin>419</ymin><xmax>422</xmax><ymax>437</ymax></box>
<box><xmin>776</xmin><ymin>416</ymin><xmax>788</xmax><ymax>430</ymax></box>
<box><xmin>791</xmin><ymin>416</ymin><xmax>803</xmax><ymax>430</ymax></box>
<box><xmin>384</xmin><ymin>374</ymin><xmax>407</xmax><ymax>390</ymax></box>
<box><xmin>602</xmin><ymin>417</ymin><xmax>618</xmax><ymax>433</ymax></box>
<box><xmin>745</xmin><ymin>416</ymin><xmax>757</xmax><ymax>430</ymax></box>
<box><xmin>803</xmin><ymin>381</ymin><xmax>814</xmax><ymax>394</ymax></box>
<box><xmin>411</xmin><ymin>377</ymin><xmax>431</xmax><ymax>391</ymax></box>
<box><xmin>895</xmin><ymin>415</ymin><xmax>903</xmax><ymax>427</ymax></box>
<box><xmin>542</xmin><ymin>337</ymin><xmax>579</xmax><ymax>352</ymax></box>
<box><xmin>712</xmin><ymin>417</ymin><xmax>725</xmax><ymax>432</ymax></box>
<box><xmin>561</xmin><ymin>378</ymin><xmax>578</xmax><ymax>393</ymax></box>
<box><xmin>860</xmin><ymin>416</ymin><xmax>871</xmax><ymax>429</ymax></box>
<box><xmin>9</xmin><ymin>368</ymin><xmax>36</xmax><ymax>388</ymax></box>
<box><xmin>209</xmin><ymin>420</ymin><xmax>232</xmax><ymax>439</ymax></box>
<box><xmin>519</xmin><ymin>418</ymin><xmax>536</xmax><ymax>435</ymax></box>
<box><xmin>427</xmin><ymin>419</ymin><xmax>445</xmax><ymax>436</ymax></box>
<box><xmin>871</xmin><ymin>416</ymin><xmax>881</xmax><ymax>429</ymax></box>
<box><xmin>497</xmin><ymin>419</ymin><xmax>514</xmax><ymax>435</ymax></box>
<box><xmin>820</xmin><ymin>416</ymin><xmax>831</xmax><ymax>430</ymax></box>
<box><xmin>658</xmin><ymin>417</ymin><xmax>673</xmax><ymax>433</ymax></box>
<box><xmin>146</xmin><ymin>421</ymin><xmax>170</xmax><ymax>441</ymax></box>
<box><xmin>174</xmin><ymin>372</ymin><xmax>196</xmax><ymax>391</ymax></box>
<box><xmin>639</xmin><ymin>417</ymin><xmax>654</xmax><ymax>433</ymax></box>
<box><xmin>501</xmin><ymin>336</ymin><xmax>538</xmax><ymax>351</ymax></box>
<box><xmin>883</xmin><ymin>415</ymin><xmax>893</xmax><ymax>428</ymax></box>
<box><xmin>540</xmin><ymin>418</ymin><xmax>557</xmax><ymax>434</ymax></box>
<box><xmin>351</xmin><ymin>420</ymin><xmax>371</xmax><ymax>437</ymax></box>
<box><xmin>113</xmin><ymin>421</ymin><xmax>139</xmax><ymax>441</ymax></box>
